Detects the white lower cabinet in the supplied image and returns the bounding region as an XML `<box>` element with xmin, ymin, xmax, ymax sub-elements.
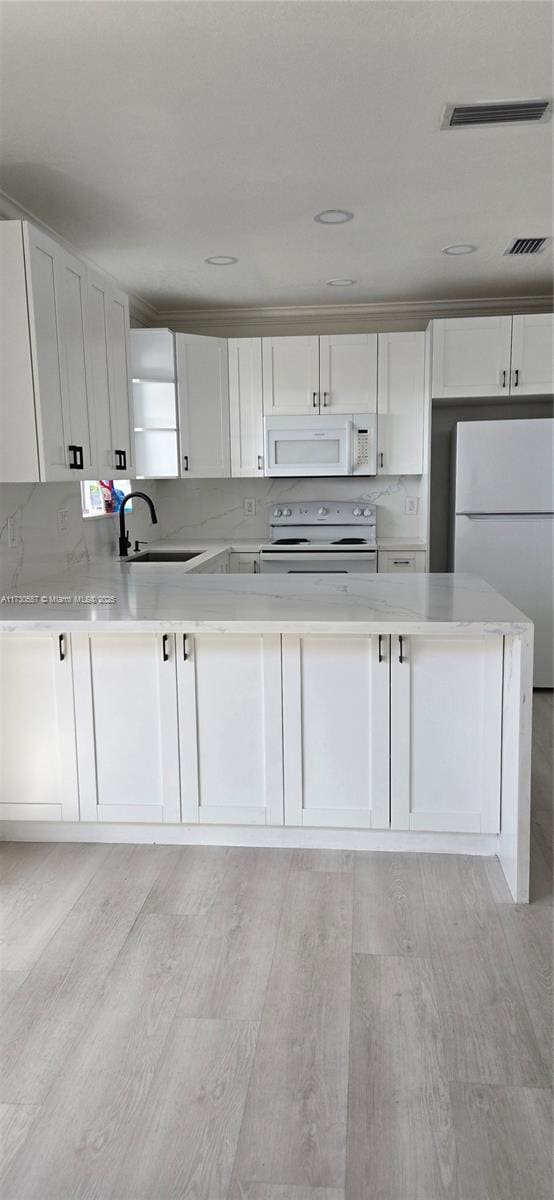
<box><xmin>378</xmin><ymin>550</ymin><xmax>427</xmax><ymax>573</ymax></box>
<box><xmin>229</xmin><ymin>552</ymin><xmax>260</xmax><ymax>573</ymax></box>
<box><xmin>282</xmin><ymin>634</ymin><xmax>390</xmax><ymax>828</ymax></box>
<box><xmin>177</xmin><ymin>633</ymin><xmax>283</xmax><ymax>825</ymax></box>
<box><xmin>390</xmin><ymin>633</ymin><xmax>503</xmax><ymax>833</ymax></box>
<box><xmin>0</xmin><ymin>634</ymin><xmax>79</xmax><ymax>821</ymax></box>
<box><xmin>1</xmin><ymin>630</ymin><xmax>504</xmax><ymax>839</ymax></box>
<box><xmin>72</xmin><ymin>634</ymin><xmax>181</xmax><ymax>823</ymax></box>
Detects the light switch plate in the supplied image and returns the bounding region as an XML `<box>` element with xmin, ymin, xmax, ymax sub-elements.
<box><xmin>244</xmin><ymin>498</ymin><xmax>256</xmax><ymax>516</ymax></box>
<box><xmin>404</xmin><ymin>497</ymin><xmax>418</xmax><ymax>515</ymax></box>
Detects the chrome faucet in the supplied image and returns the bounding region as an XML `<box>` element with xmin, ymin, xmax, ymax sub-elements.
<box><xmin>118</xmin><ymin>492</ymin><xmax>158</xmax><ymax>557</ymax></box>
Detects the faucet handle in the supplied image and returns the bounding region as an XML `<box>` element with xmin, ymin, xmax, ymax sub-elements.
<box><xmin>134</xmin><ymin>540</ymin><xmax>148</xmax><ymax>553</ymax></box>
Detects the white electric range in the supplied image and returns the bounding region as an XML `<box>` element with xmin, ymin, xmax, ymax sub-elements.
<box><xmin>259</xmin><ymin>500</ymin><xmax>377</xmax><ymax>574</ymax></box>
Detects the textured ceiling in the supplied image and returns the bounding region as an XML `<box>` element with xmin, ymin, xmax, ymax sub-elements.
<box><xmin>0</xmin><ymin>0</ymin><xmax>552</xmax><ymax>310</ymax></box>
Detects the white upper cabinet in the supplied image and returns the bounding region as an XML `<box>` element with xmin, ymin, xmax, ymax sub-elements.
<box><xmin>107</xmin><ymin>287</ymin><xmax>134</xmax><ymax>475</ymax></box>
<box><xmin>0</xmin><ymin>220</ymin><xmax>133</xmax><ymax>482</ymax></box>
<box><xmin>85</xmin><ymin>273</ymin><xmax>134</xmax><ymax>478</ymax></box>
<box><xmin>319</xmin><ymin>333</ymin><xmax>377</xmax><ymax>413</ymax></box>
<box><xmin>432</xmin><ymin>316</ymin><xmax>513</xmax><ymax>399</ymax></box>
<box><xmin>390</xmin><ymin>633</ymin><xmax>503</xmax><ymax>833</ymax></box>
<box><xmin>261</xmin><ymin>334</ymin><xmax>377</xmax><ymax>416</ymax></box>
<box><xmin>510</xmin><ymin>314</ymin><xmax>554</xmax><ymax>395</ymax></box>
<box><xmin>229</xmin><ymin>337</ymin><xmax>264</xmax><ymax>476</ymax></box>
<box><xmin>176</xmin><ymin>333</ymin><xmax>230</xmax><ymax>477</ymax></box>
<box><xmin>282</xmin><ymin>633</ymin><xmax>390</xmax><ymax>829</ymax></box>
<box><xmin>177</xmin><ymin>633</ymin><xmax>284</xmax><ymax>825</ymax></box>
<box><xmin>377</xmin><ymin>332</ymin><xmax>426</xmax><ymax>474</ymax></box>
<box><xmin>262</xmin><ymin>335</ymin><xmax>319</xmax><ymax>415</ymax></box>
<box><xmin>432</xmin><ymin>313</ymin><xmax>553</xmax><ymax>399</ymax></box>
<box><xmin>56</xmin><ymin>246</ymin><xmax>92</xmax><ymax>472</ymax></box>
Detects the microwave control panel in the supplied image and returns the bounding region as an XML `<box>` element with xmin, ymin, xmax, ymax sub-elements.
<box><xmin>352</xmin><ymin>414</ymin><xmax>377</xmax><ymax>475</ymax></box>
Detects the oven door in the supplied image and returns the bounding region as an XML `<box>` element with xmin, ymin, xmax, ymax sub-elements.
<box><xmin>260</xmin><ymin>550</ymin><xmax>377</xmax><ymax>574</ymax></box>
<box><xmin>265</xmin><ymin>416</ymin><xmax>352</xmax><ymax>477</ymax></box>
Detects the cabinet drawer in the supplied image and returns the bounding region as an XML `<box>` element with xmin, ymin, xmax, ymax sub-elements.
<box><xmin>378</xmin><ymin>550</ymin><xmax>426</xmax><ymax>573</ymax></box>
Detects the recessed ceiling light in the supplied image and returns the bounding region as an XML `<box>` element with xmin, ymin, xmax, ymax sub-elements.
<box><xmin>314</xmin><ymin>209</ymin><xmax>354</xmax><ymax>224</ymax></box>
<box><xmin>442</xmin><ymin>244</ymin><xmax>478</xmax><ymax>255</ymax></box>
<box><xmin>204</xmin><ymin>255</ymin><xmax>238</xmax><ymax>265</ymax></box>
<box><xmin>326</xmin><ymin>278</ymin><xmax>357</xmax><ymax>287</ymax></box>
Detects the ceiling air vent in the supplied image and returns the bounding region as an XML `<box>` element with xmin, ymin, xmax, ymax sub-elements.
<box><xmin>504</xmin><ymin>237</ymin><xmax>551</xmax><ymax>256</ymax></box>
<box><xmin>442</xmin><ymin>99</ymin><xmax>552</xmax><ymax>128</ymax></box>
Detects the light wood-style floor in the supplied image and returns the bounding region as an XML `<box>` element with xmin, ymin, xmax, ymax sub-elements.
<box><xmin>0</xmin><ymin>694</ymin><xmax>552</xmax><ymax>1200</ymax></box>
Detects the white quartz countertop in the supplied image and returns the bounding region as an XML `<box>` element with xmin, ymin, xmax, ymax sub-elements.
<box><xmin>0</xmin><ymin>559</ymin><xmax>532</xmax><ymax>634</ymax></box>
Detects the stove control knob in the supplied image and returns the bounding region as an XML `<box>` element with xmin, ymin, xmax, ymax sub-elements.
<box><xmin>362</xmin><ymin>508</ymin><xmax>373</xmax><ymax>518</ymax></box>
<box><xmin>318</xmin><ymin>506</ymin><xmax>328</xmax><ymax>516</ymax></box>
<box><xmin>353</xmin><ymin>507</ymin><xmax>362</xmax><ymax>517</ymax></box>
<box><xmin>273</xmin><ymin>508</ymin><xmax>283</xmax><ymax>518</ymax></box>
<box><xmin>282</xmin><ymin>507</ymin><xmax>292</xmax><ymax>517</ymax></box>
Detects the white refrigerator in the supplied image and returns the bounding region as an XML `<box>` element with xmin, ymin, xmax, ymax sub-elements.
<box><xmin>453</xmin><ymin>418</ymin><xmax>554</xmax><ymax>687</ymax></box>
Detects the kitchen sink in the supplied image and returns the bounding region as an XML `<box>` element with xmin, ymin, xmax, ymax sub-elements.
<box><xmin>128</xmin><ymin>550</ymin><xmax>204</xmax><ymax>564</ymax></box>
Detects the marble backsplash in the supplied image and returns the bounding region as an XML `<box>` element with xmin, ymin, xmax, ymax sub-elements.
<box><xmin>155</xmin><ymin>476</ymin><xmax>427</xmax><ymax>542</ymax></box>
<box><xmin>0</xmin><ymin>481</ymin><xmax>159</xmax><ymax>590</ymax></box>
<box><xmin>0</xmin><ymin>474</ymin><xmax>426</xmax><ymax>590</ymax></box>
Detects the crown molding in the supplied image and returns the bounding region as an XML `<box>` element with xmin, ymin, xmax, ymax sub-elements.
<box><xmin>1</xmin><ymin>189</ymin><xmax>551</xmax><ymax>333</ymax></box>
<box><xmin>156</xmin><ymin>293</ymin><xmax>553</xmax><ymax>335</ymax></box>
<box><xmin>0</xmin><ymin>189</ymin><xmax>157</xmax><ymax>325</ymax></box>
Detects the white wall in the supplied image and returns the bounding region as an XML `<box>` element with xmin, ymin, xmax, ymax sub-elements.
<box><xmin>154</xmin><ymin>476</ymin><xmax>426</xmax><ymax>543</ymax></box>
<box><xmin>0</xmin><ymin>481</ymin><xmax>159</xmax><ymax>589</ymax></box>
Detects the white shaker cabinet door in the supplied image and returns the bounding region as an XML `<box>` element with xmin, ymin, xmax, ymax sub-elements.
<box><xmin>177</xmin><ymin>334</ymin><xmax>230</xmax><ymax>477</ymax></box>
<box><xmin>0</xmin><ymin>634</ymin><xmax>79</xmax><ymax>821</ymax></box>
<box><xmin>177</xmin><ymin>634</ymin><xmax>283</xmax><ymax>825</ymax></box>
<box><xmin>72</xmin><ymin>634</ymin><xmax>181</xmax><ymax>823</ymax></box>
<box><xmin>229</xmin><ymin>338</ymin><xmax>265</xmax><ymax>476</ymax></box>
<box><xmin>85</xmin><ymin>269</ymin><xmax>115</xmax><ymax>477</ymax></box>
<box><xmin>432</xmin><ymin>316</ymin><xmax>513</xmax><ymax>399</ymax></box>
<box><xmin>319</xmin><ymin>333</ymin><xmax>377</xmax><ymax>414</ymax></box>
<box><xmin>390</xmin><ymin>634</ymin><xmax>503</xmax><ymax>833</ymax></box>
<box><xmin>22</xmin><ymin>224</ymin><xmax>71</xmax><ymax>479</ymax></box>
<box><xmin>282</xmin><ymin>634</ymin><xmax>390</xmax><ymax>828</ymax></box>
<box><xmin>510</xmin><ymin>313</ymin><xmax>554</xmax><ymax>395</ymax></box>
<box><xmin>377</xmin><ymin>332</ymin><xmax>426</xmax><ymax>474</ymax></box>
<box><xmin>262</xmin><ymin>336</ymin><xmax>320</xmax><ymax>414</ymax></box>
<box><xmin>107</xmin><ymin>287</ymin><xmax>134</xmax><ymax>476</ymax></box>
<box><xmin>56</xmin><ymin>247</ymin><xmax>92</xmax><ymax>473</ymax></box>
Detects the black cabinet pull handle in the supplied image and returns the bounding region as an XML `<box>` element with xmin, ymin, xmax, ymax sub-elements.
<box><xmin>162</xmin><ymin>633</ymin><xmax>169</xmax><ymax>662</ymax></box>
<box><xmin>183</xmin><ymin>454</ymin><xmax>189</xmax><ymax>471</ymax></box>
<box><xmin>312</xmin><ymin>392</ymin><xmax>318</xmax><ymax>408</ymax></box>
<box><xmin>378</xmin><ymin>634</ymin><xmax>384</xmax><ymax>663</ymax></box>
<box><xmin>501</xmin><ymin>369</ymin><xmax>507</xmax><ymax>388</ymax></box>
<box><xmin>379</xmin><ymin>451</ymin><xmax>384</xmax><ymax>469</ymax></box>
<box><xmin>323</xmin><ymin>391</ymin><xmax>329</xmax><ymax>407</ymax></box>
<box><xmin>58</xmin><ymin>633</ymin><xmax>65</xmax><ymax>661</ymax></box>
<box><xmin>257</xmin><ymin>455</ymin><xmax>263</xmax><ymax>471</ymax></box>
<box><xmin>513</xmin><ymin>368</ymin><xmax>519</xmax><ymax>388</ymax></box>
<box><xmin>68</xmin><ymin>445</ymin><xmax>83</xmax><ymax>469</ymax></box>
<box><xmin>115</xmin><ymin>449</ymin><xmax>127</xmax><ymax>470</ymax></box>
<box><xmin>398</xmin><ymin>635</ymin><xmax>404</xmax><ymax>664</ymax></box>
<box><xmin>183</xmin><ymin>634</ymin><xmax>188</xmax><ymax>661</ymax></box>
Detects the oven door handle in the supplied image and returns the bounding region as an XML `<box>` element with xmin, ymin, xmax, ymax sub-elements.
<box><xmin>260</xmin><ymin>551</ymin><xmax>377</xmax><ymax>564</ymax></box>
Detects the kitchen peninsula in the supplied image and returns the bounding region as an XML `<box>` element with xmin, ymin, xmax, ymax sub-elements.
<box><xmin>0</xmin><ymin>566</ymin><xmax>533</xmax><ymax>902</ymax></box>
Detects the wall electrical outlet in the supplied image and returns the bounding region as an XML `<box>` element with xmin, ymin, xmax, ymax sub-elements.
<box><xmin>404</xmin><ymin>497</ymin><xmax>418</xmax><ymax>515</ymax></box>
<box><xmin>7</xmin><ymin>517</ymin><xmax>18</xmax><ymax>548</ymax></box>
<box><xmin>57</xmin><ymin>508</ymin><xmax>69</xmax><ymax>536</ymax></box>
<box><xmin>244</xmin><ymin>498</ymin><xmax>256</xmax><ymax>516</ymax></box>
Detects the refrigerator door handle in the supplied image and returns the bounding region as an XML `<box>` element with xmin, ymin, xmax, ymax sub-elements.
<box><xmin>460</xmin><ymin>512</ymin><xmax>553</xmax><ymax>519</ymax></box>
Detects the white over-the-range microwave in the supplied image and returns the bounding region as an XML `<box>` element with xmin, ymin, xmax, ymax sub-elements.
<box><xmin>264</xmin><ymin>414</ymin><xmax>377</xmax><ymax>477</ymax></box>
